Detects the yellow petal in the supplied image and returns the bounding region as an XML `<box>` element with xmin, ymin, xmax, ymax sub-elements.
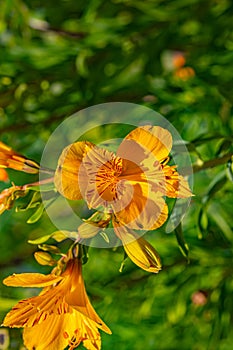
<box><xmin>3</xmin><ymin>273</ymin><xmax>62</xmax><ymax>288</ymax></box>
<box><xmin>115</xmin><ymin>182</ymin><xmax>168</xmax><ymax>230</ymax></box>
<box><xmin>54</xmin><ymin>141</ymin><xmax>94</xmax><ymax>200</ymax></box>
<box><xmin>78</xmin><ymin>222</ymin><xmax>101</xmax><ymax>239</ymax></box>
<box><xmin>163</xmin><ymin>165</ymin><xmax>193</xmax><ymax>198</ymax></box>
<box><xmin>23</xmin><ymin>311</ymin><xmax>102</xmax><ymax>350</ymax></box>
<box><xmin>64</xmin><ymin>260</ymin><xmax>112</xmax><ymax>335</ymax></box>
<box><xmin>117</xmin><ymin>125</ymin><xmax>172</xmax><ymax>163</ymax></box>
<box><xmin>2</xmin><ymin>288</ymin><xmax>67</xmax><ymax>328</ymax></box>
<box><xmin>114</xmin><ymin>223</ymin><xmax>162</xmax><ymax>273</ymax></box>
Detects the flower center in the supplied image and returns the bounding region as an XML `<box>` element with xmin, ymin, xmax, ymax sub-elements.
<box><xmin>96</xmin><ymin>157</ymin><xmax>123</xmax><ymax>202</ymax></box>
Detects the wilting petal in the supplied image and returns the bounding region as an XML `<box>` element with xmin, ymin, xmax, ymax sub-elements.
<box><xmin>163</xmin><ymin>165</ymin><xmax>193</xmax><ymax>198</ymax></box>
<box><xmin>0</xmin><ymin>185</ymin><xmax>28</xmax><ymax>215</ymax></box>
<box><xmin>3</xmin><ymin>273</ymin><xmax>62</xmax><ymax>288</ymax></box>
<box><xmin>117</xmin><ymin>125</ymin><xmax>172</xmax><ymax>164</ymax></box>
<box><xmin>0</xmin><ymin>141</ymin><xmax>40</xmax><ymax>174</ymax></box>
<box><xmin>54</xmin><ymin>141</ymin><xmax>94</xmax><ymax>200</ymax></box>
<box><xmin>114</xmin><ymin>223</ymin><xmax>161</xmax><ymax>273</ymax></box>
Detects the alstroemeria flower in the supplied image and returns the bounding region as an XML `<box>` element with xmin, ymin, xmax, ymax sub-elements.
<box><xmin>55</xmin><ymin>125</ymin><xmax>192</xmax><ymax>231</ymax></box>
<box><xmin>2</xmin><ymin>256</ymin><xmax>111</xmax><ymax>350</ymax></box>
<box><xmin>0</xmin><ymin>141</ymin><xmax>40</xmax><ymax>174</ymax></box>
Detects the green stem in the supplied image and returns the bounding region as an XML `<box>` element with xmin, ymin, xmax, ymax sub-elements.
<box><xmin>193</xmin><ymin>152</ymin><xmax>233</xmax><ymax>173</ymax></box>
<box><xmin>23</xmin><ymin>177</ymin><xmax>54</xmax><ymax>190</ymax></box>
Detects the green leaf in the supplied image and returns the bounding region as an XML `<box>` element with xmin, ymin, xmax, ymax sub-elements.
<box><xmin>197</xmin><ymin>207</ymin><xmax>209</xmax><ymax>239</ymax></box>
<box><xmin>16</xmin><ymin>191</ymin><xmax>41</xmax><ymax>212</ymax></box>
<box><xmin>27</xmin><ymin>203</ymin><xmax>44</xmax><ymax>224</ymax></box>
<box><xmin>203</xmin><ymin>171</ymin><xmax>227</xmax><ymax>204</ymax></box>
<box><xmin>99</xmin><ymin>231</ymin><xmax>110</xmax><ymax>243</ymax></box>
<box><xmin>174</xmin><ymin>223</ymin><xmax>189</xmax><ymax>260</ymax></box>
<box><xmin>208</xmin><ymin>204</ymin><xmax>232</xmax><ymax>242</ymax></box>
<box><xmin>226</xmin><ymin>158</ymin><xmax>233</xmax><ymax>182</ymax></box>
<box><xmin>28</xmin><ymin>234</ymin><xmax>52</xmax><ymax>245</ymax></box>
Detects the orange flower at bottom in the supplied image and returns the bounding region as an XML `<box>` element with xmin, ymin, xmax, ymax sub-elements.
<box><xmin>2</xmin><ymin>256</ymin><xmax>111</xmax><ymax>350</ymax></box>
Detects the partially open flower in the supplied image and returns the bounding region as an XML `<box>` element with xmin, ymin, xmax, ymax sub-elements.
<box><xmin>113</xmin><ymin>219</ymin><xmax>162</xmax><ymax>273</ymax></box>
<box><xmin>2</xmin><ymin>254</ymin><xmax>111</xmax><ymax>350</ymax></box>
<box><xmin>0</xmin><ymin>141</ymin><xmax>40</xmax><ymax>174</ymax></box>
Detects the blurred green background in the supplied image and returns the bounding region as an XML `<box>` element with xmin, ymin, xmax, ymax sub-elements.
<box><xmin>0</xmin><ymin>0</ymin><xmax>233</xmax><ymax>349</ymax></box>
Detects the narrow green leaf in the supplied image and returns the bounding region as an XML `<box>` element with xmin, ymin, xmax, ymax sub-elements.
<box><xmin>226</xmin><ymin>159</ymin><xmax>233</xmax><ymax>182</ymax></box>
<box><xmin>27</xmin><ymin>203</ymin><xmax>44</xmax><ymax>224</ymax></box>
<box><xmin>99</xmin><ymin>231</ymin><xmax>110</xmax><ymax>243</ymax></box>
<box><xmin>28</xmin><ymin>234</ymin><xmax>52</xmax><ymax>245</ymax></box>
<box><xmin>174</xmin><ymin>223</ymin><xmax>189</xmax><ymax>260</ymax></box>
<box><xmin>197</xmin><ymin>207</ymin><xmax>209</xmax><ymax>239</ymax></box>
<box><xmin>203</xmin><ymin>171</ymin><xmax>227</xmax><ymax>204</ymax></box>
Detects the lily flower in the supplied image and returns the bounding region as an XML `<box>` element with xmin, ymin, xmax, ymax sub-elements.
<box><xmin>0</xmin><ymin>141</ymin><xmax>40</xmax><ymax>174</ymax></box>
<box><xmin>2</xmin><ymin>254</ymin><xmax>111</xmax><ymax>350</ymax></box>
<box><xmin>55</xmin><ymin>125</ymin><xmax>192</xmax><ymax>231</ymax></box>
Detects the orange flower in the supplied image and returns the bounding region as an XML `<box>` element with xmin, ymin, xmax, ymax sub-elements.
<box><xmin>55</xmin><ymin>125</ymin><xmax>192</xmax><ymax>231</ymax></box>
<box><xmin>0</xmin><ymin>141</ymin><xmax>40</xmax><ymax>174</ymax></box>
<box><xmin>0</xmin><ymin>168</ymin><xmax>9</xmax><ymax>182</ymax></box>
<box><xmin>174</xmin><ymin>67</ymin><xmax>195</xmax><ymax>80</ymax></box>
<box><xmin>2</xmin><ymin>255</ymin><xmax>111</xmax><ymax>350</ymax></box>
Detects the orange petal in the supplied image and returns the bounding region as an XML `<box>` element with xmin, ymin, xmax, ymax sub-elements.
<box><xmin>117</xmin><ymin>125</ymin><xmax>172</xmax><ymax>163</ymax></box>
<box><xmin>163</xmin><ymin>165</ymin><xmax>193</xmax><ymax>198</ymax></box>
<box><xmin>64</xmin><ymin>259</ymin><xmax>111</xmax><ymax>334</ymax></box>
<box><xmin>113</xmin><ymin>223</ymin><xmax>161</xmax><ymax>273</ymax></box>
<box><xmin>114</xmin><ymin>181</ymin><xmax>168</xmax><ymax>230</ymax></box>
<box><xmin>0</xmin><ymin>142</ymin><xmax>40</xmax><ymax>174</ymax></box>
<box><xmin>23</xmin><ymin>311</ymin><xmax>101</xmax><ymax>350</ymax></box>
<box><xmin>3</xmin><ymin>273</ymin><xmax>62</xmax><ymax>288</ymax></box>
<box><xmin>2</xmin><ymin>287</ymin><xmax>67</xmax><ymax>328</ymax></box>
<box><xmin>0</xmin><ymin>168</ymin><xmax>9</xmax><ymax>182</ymax></box>
<box><xmin>54</xmin><ymin>141</ymin><xmax>94</xmax><ymax>200</ymax></box>
<box><xmin>79</xmin><ymin>145</ymin><xmax>123</xmax><ymax>208</ymax></box>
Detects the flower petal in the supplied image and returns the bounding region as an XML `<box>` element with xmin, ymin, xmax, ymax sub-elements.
<box><xmin>114</xmin><ymin>223</ymin><xmax>162</xmax><ymax>273</ymax></box>
<box><xmin>3</xmin><ymin>273</ymin><xmax>62</xmax><ymax>288</ymax></box>
<box><xmin>2</xmin><ymin>287</ymin><xmax>67</xmax><ymax>328</ymax></box>
<box><xmin>23</xmin><ymin>311</ymin><xmax>101</xmax><ymax>350</ymax></box>
<box><xmin>117</xmin><ymin>125</ymin><xmax>172</xmax><ymax>163</ymax></box>
<box><xmin>78</xmin><ymin>145</ymin><xmax>122</xmax><ymax>208</ymax></box>
<box><xmin>115</xmin><ymin>181</ymin><xmax>168</xmax><ymax>230</ymax></box>
<box><xmin>0</xmin><ymin>142</ymin><xmax>40</xmax><ymax>174</ymax></box>
<box><xmin>163</xmin><ymin>165</ymin><xmax>193</xmax><ymax>198</ymax></box>
<box><xmin>64</xmin><ymin>260</ymin><xmax>111</xmax><ymax>335</ymax></box>
<box><xmin>54</xmin><ymin>141</ymin><xmax>94</xmax><ymax>200</ymax></box>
